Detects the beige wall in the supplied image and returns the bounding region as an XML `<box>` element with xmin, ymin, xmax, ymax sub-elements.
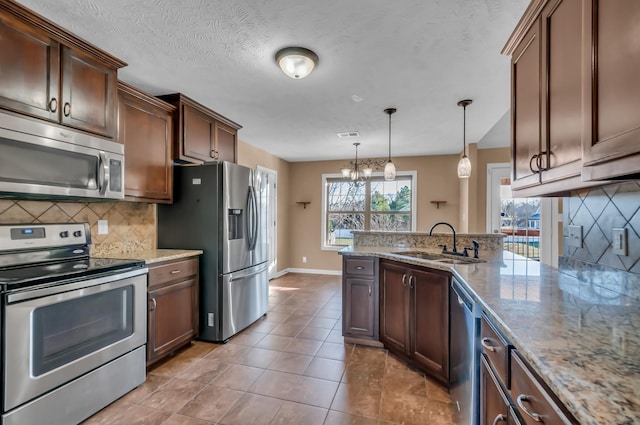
<box><xmin>237</xmin><ymin>140</ymin><xmax>291</xmax><ymax>272</ymax></box>
<box><xmin>288</xmin><ymin>154</ymin><xmax>462</xmax><ymax>272</ymax></box>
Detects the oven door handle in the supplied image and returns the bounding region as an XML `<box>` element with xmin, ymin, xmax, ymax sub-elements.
<box><xmin>6</xmin><ymin>267</ymin><xmax>148</xmax><ymax>303</ymax></box>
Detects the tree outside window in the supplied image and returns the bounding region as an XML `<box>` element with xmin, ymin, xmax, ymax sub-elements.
<box><xmin>324</xmin><ymin>174</ymin><xmax>414</xmax><ymax>248</ymax></box>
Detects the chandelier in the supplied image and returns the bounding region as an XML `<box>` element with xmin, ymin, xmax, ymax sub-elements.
<box><xmin>341</xmin><ymin>142</ymin><xmax>388</xmax><ymax>184</ymax></box>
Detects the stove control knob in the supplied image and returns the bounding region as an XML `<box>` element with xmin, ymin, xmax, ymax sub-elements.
<box><xmin>60</xmin><ymin>231</ymin><xmax>69</xmax><ymax>238</ymax></box>
<box><xmin>73</xmin><ymin>230</ymin><xmax>82</xmax><ymax>237</ymax></box>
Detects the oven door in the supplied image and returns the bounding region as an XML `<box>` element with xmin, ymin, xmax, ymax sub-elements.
<box><xmin>3</xmin><ymin>269</ymin><xmax>146</xmax><ymax>411</ymax></box>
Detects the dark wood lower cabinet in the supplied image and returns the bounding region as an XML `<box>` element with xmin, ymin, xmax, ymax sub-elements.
<box><xmin>342</xmin><ymin>256</ymin><xmax>379</xmax><ymax>344</ymax></box>
<box><xmin>480</xmin><ymin>354</ymin><xmax>514</xmax><ymax>425</ymax></box>
<box><xmin>379</xmin><ymin>259</ymin><xmax>450</xmax><ymax>385</ymax></box>
<box><xmin>147</xmin><ymin>257</ymin><xmax>199</xmax><ymax>366</ymax></box>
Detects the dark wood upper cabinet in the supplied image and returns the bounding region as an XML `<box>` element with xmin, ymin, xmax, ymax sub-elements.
<box><xmin>379</xmin><ymin>259</ymin><xmax>450</xmax><ymax>386</ymax></box>
<box><xmin>118</xmin><ymin>81</ymin><xmax>175</xmax><ymax>203</ymax></box>
<box><xmin>581</xmin><ymin>0</ymin><xmax>640</xmax><ymax>180</ymax></box>
<box><xmin>505</xmin><ymin>0</ymin><xmax>640</xmax><ymax>192</ymax></box>
<box><xmin>158</xmin><ymin>93</ymin><xmax>241</xmax><ymax>164</ymax></box>
<box><xmin>0</xmin><ymin>0</ymin><xmax>125</xmax><ymax>138</ymax></box>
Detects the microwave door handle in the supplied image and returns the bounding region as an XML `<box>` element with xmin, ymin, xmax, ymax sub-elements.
<box><xmin>98</xmin><ymin>152</ymin><xmax>109</xmax><ymax>195</ymax></box>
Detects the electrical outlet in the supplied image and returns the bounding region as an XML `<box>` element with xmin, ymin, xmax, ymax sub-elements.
<box><xmin>302</xmin><ymin>256</ymin><xmax>307</xmax><ymax>263</ymax></box>
<box><xmin>612</xmin><ymin>228</ymin><xmax>628</xmax><ymax>256</ymax></box>
<box><xmin>567</xmin><ymin>225</ymin><xmax>583</xmax><ymax>248</ymax></box>
<box><xmin>97</xmin><ymin>220</ymin><xmax>108</xmax><ymax>235</ymax></box>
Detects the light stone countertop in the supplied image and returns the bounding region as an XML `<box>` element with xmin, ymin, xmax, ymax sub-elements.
<box><xmin>341</xmin><ymin>246</ymin><xmax>640</xmax><ymax>425</ymax></box>
<box><xmin>95</xmin><ymin>249</ymin><xmax>203</xmax><ymax>265</ymax></box>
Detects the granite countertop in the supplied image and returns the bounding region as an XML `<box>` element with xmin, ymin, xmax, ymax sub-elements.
<box><xmin>341</xmin><ymin>246</ymin><xmax>640</xmax><ymax>425</ymax></box>
<box><xmin>95</xmin><ymin>249</ymin><xmax>203</xmax><ymax>265</ymax></box>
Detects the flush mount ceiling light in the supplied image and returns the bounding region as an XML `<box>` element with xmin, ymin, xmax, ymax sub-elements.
<box><xmin>275</xmin><ymin>47</ymin><xmax>319</xmax><ymax>79</ymax></box>
<box><xmin>384</xmin><ymin>108</ymin><xmax>397</xmax><ymax>181</ymax></box>
<box><xmin>457</xmin><ymin>99</ymin><xmax>473</xmax><ymax>179</ymax></box>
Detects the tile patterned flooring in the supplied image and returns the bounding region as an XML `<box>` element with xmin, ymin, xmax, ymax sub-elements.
<box><xmin>83</xmin><ymin>273</ymin><xmax>458</xmax><ymax>425</ymax></box>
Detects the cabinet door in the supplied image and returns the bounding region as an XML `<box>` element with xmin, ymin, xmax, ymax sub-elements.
<box><xmin>147</xmin><ymin>277</ymin><xmax>198</xmax><ymax>365</ymax></box>
<box><xmin>379</xmin><ymin>261</ymin><xmax>409</xmax><ymax>354</ymax></box>
<box><xmin>119</xmin><ymin>89</ymin><xmax>173</xmax><ymax>203</ymax></box>
<box><xmin>511</xmin><ymin>18</ymin><xmax>542</xmax><ymax>190</ymax></box>
<box><xmin>215</xmin><ymin>120</ymin><xmax>237</xmax><ymax>163</ymax></box>
<box><xmin>581</xmin><ymin>0</ymin><xmax>640</xmax><ymax>179</ymax></box>
<box><xmin>480</xmin><ymin>355</ymin><xmax>511</xmax><ymax>425</ymax></box>
<box><xmin>60</xmin><ymin>46</ymin><xmax>117</xmax><ymax>138</ymax></box>
<box><xmin>410</xmin><ymin>267</ymin><xmax>449</xmax><ymax>383</ymax></box>
<box><xmin>0</xmin><ymin>15</ymin><xmax>59</xmax><ymax>121</ymax></box>
<box><xmin>343</xmin><ymin>277</ymin><xmax>375</xmax><ymax>338</ymax></box>
<box><xmin>182</xmin><ymin>103</ymin><xmax>215</xmax><ymax>162</ymax></box>
<box><xmin>539</xmin><ymin>0</ymin><xmax>583</xmax><ymax>184</ymax></box>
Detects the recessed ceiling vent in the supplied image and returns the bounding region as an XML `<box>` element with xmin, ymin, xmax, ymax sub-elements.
<box><xmin>337</xmin><ymin>131</ymin><xmax>360</xmax><ymax>138</ymax></box>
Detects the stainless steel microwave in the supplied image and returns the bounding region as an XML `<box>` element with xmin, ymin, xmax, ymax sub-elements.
<box><xmin>0</xmin><ymin>110</ymin><xmax>124</xmax><ymax>200</ymax></box>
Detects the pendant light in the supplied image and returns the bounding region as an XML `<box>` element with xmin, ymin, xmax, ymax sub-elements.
<box><xmin>384</xmin><ymin>108</ymin><xmax>397</xmax><ymax>181</ymax></box>
<box><xmin>457</xmin><ymin>99</ymin><xmax>473</xmax><ymax>179</ymax></box>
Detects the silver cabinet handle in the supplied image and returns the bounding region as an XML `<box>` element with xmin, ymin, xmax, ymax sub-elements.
<box><xmin>149</xmin><ymin>297</ymin><xmax>157</xmax><ymax>311</ymax></box>
<box><xmin>49</xmin><ymin>98</ymin><xmax>58</xmax><ymax>112</ymax></box>
<box><xmin>355</xmin><ymin>266</ymin><xmax>364</xmax><ymax>270</ymax></box>
<box><xmin>492</xmin><ymin>414</ymin><xmax>508</xmax><ymax>425</ymax></box>
<box><xmin>170</xmin><ymin>270</ymin><xmax>181</xmax><ymax>274</ymax></box>
<box><xmin>63</xmin><ymin>102</ymin><xmax>71</xmax><ymax>117</ymax></box>
<box><xmin>409</xmin><ymin>275</ymin><xmax>415</xmax><ymax>288</ymax></box>
<box><xmin>481</xmin><ymin>337</ymin><xmax>497</xmax><ymax>352</ymax></box>
<box><xmin>517</xmin><ymin>394</ymin><xmax>542</xmax><ymax>422</ymax></box>
<box><xmin>402</xmin><ymin>274</ymin><xmax>407</xmax><ymax>286</ymax></box>
<box><xmin>368</xmin><ymin>286</ymin><xmax>372</xmax><ymax>296</ymax></box>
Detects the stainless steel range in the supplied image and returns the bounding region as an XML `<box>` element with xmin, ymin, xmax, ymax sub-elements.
<box><xmin>0</xmin><ymin>223</ymin><xmax>148</xmax><ymax>425</ymax></box>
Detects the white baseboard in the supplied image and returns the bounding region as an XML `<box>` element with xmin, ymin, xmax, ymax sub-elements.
<box><xmin>270</xmin><ymin>269</ymin><xmax>289</xmax><ymax>280</ymax></box>
<box><xmin>274</xmin><ymin>268</ymin><xmax>341</xmax><ymax>276</ymax></box>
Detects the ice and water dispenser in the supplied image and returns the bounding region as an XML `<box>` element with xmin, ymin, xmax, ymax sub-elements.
<box><xmin>228</xmin><ymin>209</ymin><xmax>243</xmax><ymax>240</ymax></box>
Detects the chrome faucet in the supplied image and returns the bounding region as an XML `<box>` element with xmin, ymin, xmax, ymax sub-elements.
<box><xmin>429</xmin><ymin>222</ymin><xmax>458</xmax><ymax>254</ymax></box>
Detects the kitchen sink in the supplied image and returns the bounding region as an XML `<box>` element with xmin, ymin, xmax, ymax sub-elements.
<box><xmin>394</xmin><ymin>251</ymin><xmax>484</xmax><ymax>264</ymax></box>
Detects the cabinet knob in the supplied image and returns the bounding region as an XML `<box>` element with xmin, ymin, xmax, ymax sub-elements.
<box><xmin>492</xmin><ymin>414</ymin><xmax>508</xmax><ymax>425</ymax></box>
<box><xmin>49</xmin><ymin>98</ymin><xmax>58</xmax><ymax>112</ymax></box>
<box><xmin>480</xmin><ymin>337</ymin><xmax>497</xmax><ymax>352</ymax></box>
<box><xmin>355</xmin><ymin>266</ymin><xmax>364</xmax><ymax>270</ymax></box>
<box><xmin>63</xmin><ymin>102</ymin><xmax>71</xmax><ymax>117</ymax></box>
<box><xmin>516</xmin><ymin>394</ymin><xmax>542</xmax><ymax>422</ymax></box>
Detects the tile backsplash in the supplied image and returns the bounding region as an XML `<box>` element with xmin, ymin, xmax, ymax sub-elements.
<box><xmin>0</xmin><ymin>199</ymin><xmax>156</xmax><ymax>256</ymax></box>
<box><xmin>563</xmin><ymin>181</ymin><xmax>640</xmax><ymax>274</ymax></box>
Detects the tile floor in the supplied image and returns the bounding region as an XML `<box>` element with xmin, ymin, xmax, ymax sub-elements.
<box><xmin>83</xmin><ymin>273</ymin><xmax>458</xmax><ymax>425</ymax></box>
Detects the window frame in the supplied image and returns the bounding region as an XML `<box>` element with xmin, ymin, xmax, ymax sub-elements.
<box><xmin>321</xmin><ymin>171</ymin><xmax>417</xmax><ymax>251</ymax></box>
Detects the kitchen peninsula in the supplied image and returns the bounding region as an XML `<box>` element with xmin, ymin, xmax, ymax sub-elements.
<box><xmin>341</xmin><ymin>231</ymin><xmax>639</xmax><ymax>425</ymax></box>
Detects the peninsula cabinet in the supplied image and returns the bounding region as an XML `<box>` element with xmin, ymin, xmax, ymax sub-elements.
<box><xmin>342</xmin><ymin>256</ymin><xmax>379</xmax><ymax>345</ymax></box>
<box><xmin>580</xmin><ymin>0</ymin><xmax>640</xmax><ymax>181</ymax></box>
<box><xmin>0</xmin><ymin>0</ymin><xmax>125</xmax><ymax>138</ymax></box>
<box><xmin>480</xmin><ymin>355</ymin><xmax>521</xmax><ymax>425</ymax></box>
<box><xmin>379</xmin><ymin>259</ymin><xmax>450</xmax><ymax>385</ymax></box>
<box><xmin>147</xmin><ymin>257</ymin><xmax>199</xmax><ymax>367</ymax></box>
<box><xmin>158</xmin><ymin>93</ymin><xmax>241</xmax><ymax>164</ymax></box>
<box><xmin>118</xmin><ymin>82</ymin><xmax>175</xmax><ymax>203</ymax></box>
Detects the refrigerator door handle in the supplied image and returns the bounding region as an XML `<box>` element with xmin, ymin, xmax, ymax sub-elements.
<box><xmin>246</xmin><ymin>188</ymin><xmax>255</xmax><ymax>250</ymax></box>
<box><xmin>250</xmin><ymin>186</ymin><xmax>259</xmax><ymax>251</ymax></box>
<box><xmin>228</xmin><ymin>262</ymin><xmax>269</xmax><ymax>282</ymax></box>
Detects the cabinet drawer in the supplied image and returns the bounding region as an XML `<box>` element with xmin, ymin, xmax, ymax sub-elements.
<box><xmin>344</xmin><ymin>257</ymin><xmax>375</xmax><ymax>276</ymax></box>
<box><xmin>510</xmin><ymin>351</ymin><xmax>573</xmax><ymax>425</ymax></box>
<box><xmin>148</xmin><ymin>257</ymin><xmax>198</xmax><ymax>288</ymax></box>
<box><xmin>481</xmin><ymin>313</ymin><xmax>510</xmax><ymax>387</ymax></box>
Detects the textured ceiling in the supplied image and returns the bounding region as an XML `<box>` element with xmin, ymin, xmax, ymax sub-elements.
<box><xmin>19</xmin><ymin>0</ymin><xmax>528</xmax><ymax>162</ymax></box>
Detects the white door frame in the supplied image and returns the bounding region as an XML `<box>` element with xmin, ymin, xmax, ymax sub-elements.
<box><xmin>258</xmin><ymin>166</ymin><xmax>278</xmax><ymax>279</ymax></box>
<box><xmin>486</xmin><ymin>163</ymin><xmax>511</xmax><ymax>234</ymax></box>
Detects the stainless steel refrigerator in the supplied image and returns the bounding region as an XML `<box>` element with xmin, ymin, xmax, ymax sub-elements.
<box><xmin>157</xmin><ymin>162</ymin><xmax>269</xmax><ymax>342</ymax></box>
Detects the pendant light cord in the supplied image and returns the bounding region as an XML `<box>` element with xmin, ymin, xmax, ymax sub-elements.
<box><xmin>388</xmin><ymin>112</ymin><xmax>392</xmax><ymax>160</ymax></box>
<box><xmin>463</xmin><ymin>104</ymin><xmax>467</xmax><ymax>157</ymax></box>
